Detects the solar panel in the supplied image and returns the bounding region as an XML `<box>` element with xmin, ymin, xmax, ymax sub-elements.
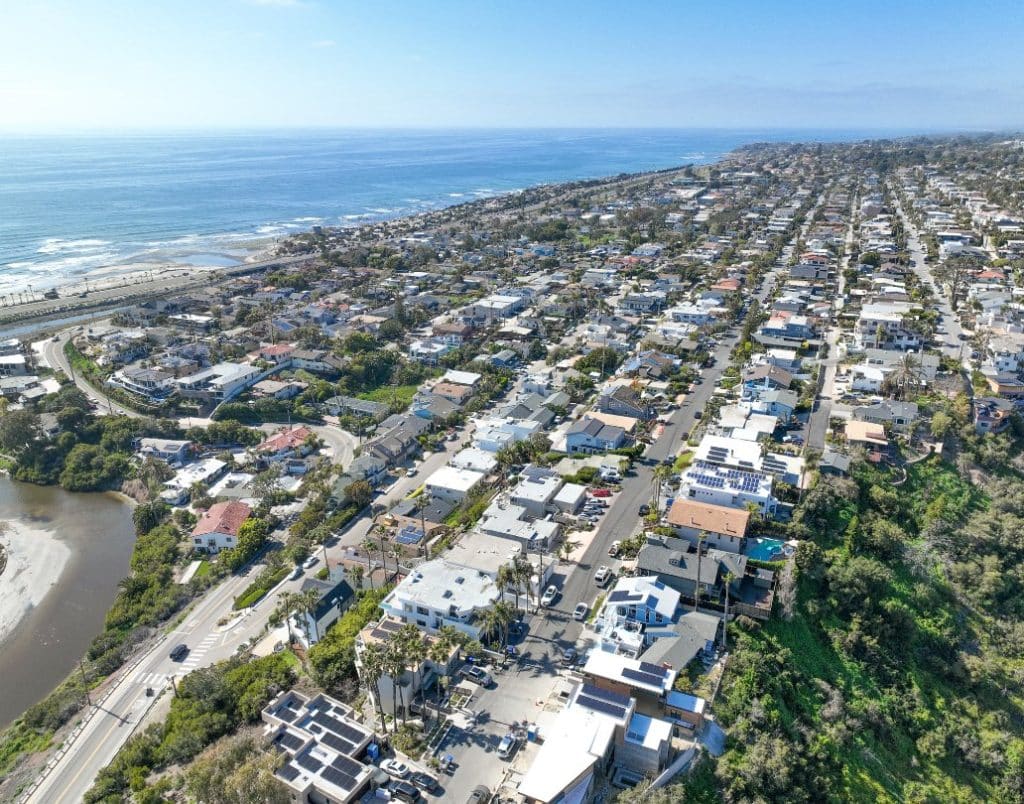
<box><xmin>321</xmin><ymin>731</ymin><xmax>354</xmax><ymax>754</ymax></box>
<box><xmin>278</xmin><ymin>763</ymin><xmax>301</xmax><ymax>782</ymax></box>
<box><xmin>331</xmin><ymin>754</ymin><xmax>365</xmax><ymax>776</ymax></box>
<box><xmin>296</xmin><ymin>753</ymin><xmax>322</xmax><ymax>773</ymax></box>
<box><xmin>276</xmin><ymin>731</ymin><xmax>304</xmax><ymax>752</ymax></box>
<box><xmin>577</xmin><ymin>694</ymin><xmax>628</xmax><ymax>718</ymax></box>
<box><xmin>321</xmin><ymin>765</ymin><xmax>357</xmax><ymax>791</ymax></box>
<box><xmin>581</xmin><ymin>682</ymin><xmax>631</xmax><ymax>706</ymax></box>
<box><xmin>639</xmin><ymin>661</ymin><xmax>668</xmax><ymax>676</ymax></box>
<box><xmin>622</xmin><ymin>667</ymin><xmax>669</xmax><ymax>688</ymax></box>
<box><xmin>608</xmin><ymin>590</ymin><xmax>630</xmax><ymax>602</ymax></box>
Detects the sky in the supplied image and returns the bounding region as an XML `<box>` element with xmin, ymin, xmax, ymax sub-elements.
<box><xmin>2</xmin><ymin>0</ymin><xmax>1023</xmax><ymax>132</ymax></box>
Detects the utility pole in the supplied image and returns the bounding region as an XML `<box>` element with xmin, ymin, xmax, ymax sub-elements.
<box><xmin>169</xmin><ymin>674</ymin><xmax>179</xmax><ymax>698</ymax></box>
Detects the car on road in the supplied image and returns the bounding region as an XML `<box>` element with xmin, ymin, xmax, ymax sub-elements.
<box><xmin>608</xmin><ymin>540</ymin><xmax>622</xmax><ymax>557</ymax></box>
<box><xmin>406</xmin><ymin>467</ymin><xmax>418</xmax><ymax>477</ymax></box>
<box><xmin>594</xmin><ymin>566</ymin><xmax>612</xmax><ymax>586</ymax></box>
<box><xmin>693</xmin><ymin>409</ymin><xmax>703</xmax><ymax>420</ymax></box>
<box><xmin>541</xmin><ymin>585</ymin><xmax>559</xmax><ymax>607</ymax></box>
<box><xmin>958</xmin><ymin>333</ymin><xmax>970</xmax><ymax>341</ymax></box>
<box><xmin>289</xmin><ymin>565</ymin><xmax>303</xmax><ymax>580</ymax></box>
<box><xmin>169</xmin><ymin>643</ymin><xmax>189</xmax><ymax>661</ymax></box>
<box><xmin>389</xmin><ymin>780</ymin><xmax>422</xmax><ymax>802</ymax></box>
<box><xmin>380</xmin><ymin>758</ymin><xmax>411</xmax><ymax>779</ymax></box>
<box><xmin>410</xmin><ymin>772</ymin><xmax>439</xmax><ymax>794</ymax></box>
<box><xmin>460</xmin><ymin>665</ymin><xmax>493</xmax><ymax>687</ymax></box>
<box><xmin>573</xmin><ymin>602</ymin><xmax>589</xmax><ymax>621</ymax></box>
<box><xmin>497</xmin><ymin>733</ymin><xmax>521</xmax><ymax>760</ymax></box>
<box><xmin>638</xmin><ymin>503</ymin><xmax>651</xmax><ymax>516</ymax></box>
<box><xmin>302</xmin><ymin>555</ymin><xmax>319</xmax><ymax>569</ymax></box>
<box><xmin>467</xmin><ymin>786</ymin><xmax>491</xmax><ymax>804</ymax></box>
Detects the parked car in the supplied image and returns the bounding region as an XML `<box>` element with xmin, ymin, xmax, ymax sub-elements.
<box><xmin>467</xmin><ymin>786</ymin><xmax>491</xmax><ymax>804</ymax></box>
<box><xmin>608</xmin><ymin>540</ymin><xmax>622</xmax><ymax>557</ymax></box>
<box><xmin>573</xmin><ymin>602</ymin><xmax>589</xmax><ymax>621</ymax></box>
<box><xmin>541</xmin><ymin>585</ymin><xmax>559</xmax><ymax>607</ymax></box>
<box><xmin>410</xmin><ymin>772</ymin><xmax>439</xmax><ymax>794</ymax></box>
<box><xmin>561</xmin><ymin>647</ymin><xmax>578</xmax><ymax>666</ymax></box>
<box><xmin>590</xmin><ymin>488</ymin><xmax>612</xmax><ymax>498</ymax></box>
<box><xmin>497</xmin><ymin>733</ymin><xmax>521</xmax><ymax>760</ymax></box>
<box><xmin>638</xmin><ymin>504</ymin><xmax>651</xmax><ymax>516</ymax></box>
<box><xmin>303</xmin><ymin>555</ymin><xmax>319</xmax><ymax>569</ymax></box>
<box><xmin>390</xmin><ymin>780</ymin><xmax>422</xmax><ymax>802</ymax></box>
<box><xmin>169</xmin><ymin>643</ymin><xmax>189</xmax><ymax>662</ymax></box>
<box><xmin>380</xmin><ymin>759</ymin><xmax>411</xmax><ymax>779</ymax></box>
<box><xmin>693</xmin><ymin>409</ymin><xmax>703</xmax><ymax>420</ymax></box>
<box><xmin>460</xmin><ymin>665</ymin><xmax>493</xmax><ymax>687</ymax></box>
<box><xmin>594</xmin><ymin>566</ymin><xmax>612</xmax><ymax>586</ymax></box>
<box><xmin>406</xmin><ymin>467</ymin><xmax>418</xmax><ymax>477</ymax></box>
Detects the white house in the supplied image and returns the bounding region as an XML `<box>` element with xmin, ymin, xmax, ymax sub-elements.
<box><xmin>424</xmin><ymin>465</ymin><xmax>487</xmax><ymax>503</ymax></box>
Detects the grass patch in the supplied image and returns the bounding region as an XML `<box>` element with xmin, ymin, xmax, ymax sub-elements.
<box><xmin>193</xmin><ymin>560</ymin><xmax>212</xmax><ymax>579</ymax></box>
<box><xmin>357</xmin><ymin>384</ymin><xmax>419</xmax><ymax>409</ymax></box>
<box><xmin>586</xmin><ymin>594</ymin><xmax>605</xmax><ymax>624</ymax></box>
<box><xmin>233</xmin><ymin>565</ymin><xmax>289</xmax><ymax>610</ymax></box>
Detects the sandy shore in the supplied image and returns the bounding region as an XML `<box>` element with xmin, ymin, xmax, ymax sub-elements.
<box><xmin>0</xmin><ymin>522</ymin><xmax>71</xmax><ymax>645</ymax></box>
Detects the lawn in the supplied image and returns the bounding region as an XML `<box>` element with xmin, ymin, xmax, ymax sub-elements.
<box><xmin>357</xmin><ymin>384</ymin><xmax>419</xmax><ymax>409</ymax></box>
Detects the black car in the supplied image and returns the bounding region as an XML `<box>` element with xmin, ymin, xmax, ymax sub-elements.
<box><xmin>390</xmin><ymin>780</ymin><xmax>422</xmax><ymax>803</ymax></box>
<box><xmin>638</xmin><ymin>504</ymin><xmax>651</xmax><ymax>515</ymax></box>
<box><xmin>410</xmin><ymin>772</ymin><xmax>439</xmax><ymax>794</ymax></box>
<box><xmin>169</xmin><ymin>643</ymin><xmax>189</xmax><ymax>661</ymax></box>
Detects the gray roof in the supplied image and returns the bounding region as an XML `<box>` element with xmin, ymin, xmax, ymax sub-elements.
<box><xmin>641</xmin><ymin>611</ymin><xmax>721</xmax><ymax>669</ymax></box>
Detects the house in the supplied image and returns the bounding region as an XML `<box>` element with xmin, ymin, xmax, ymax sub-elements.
<box><xmin>176</xmin><ymin>361</ymin><xmax>262</xmax><ymax>402</ymax></box>
<box><xmin>423</xmin><ymin>465</ymin><xmax>487</xmax><ymax>503</ymax></box>
<box><xmin>636</xmin><ymin>535</ymin><xmax>746</xmax><ymax>604</ymax></box>
<box><xmin>289</xmin><ymin>575</ymin><xmax>356</xmax><ymax>648</ymax></box>
<box><xmin>593</xmin><ymin>575</ymin><xmax>681</xmax><ymax>657</ymax></box>
<box><xmin>509</xmin><ymin>471</ymin><xmax>564</xmax><ymax>517</ymax></box>
<box><xmin>679</xmin><ymin>460</ymin><xmax>776</xmax><ymax>515</ymax></box>
<box><xmin>975</xmin><ymin>397</ymin><xmax>1015</xmax><ymax>434</ymax></box>
<box><xmin>363</xmin><ymin>415</ymin><xmax>430</xmax><ymax>466</ymax></box>
<box><xmin>321</xmin><ymin>395</ymin><xmax>390</xmax><ymax>420</ymax></box>
<box><xmin>595</xmin><ymin>385</ymin><xmax>655</xmax><ymax>420</ymax></box>
<box><xmin>408</xmin><ymin>338</ymin><xmax>455</xmax><ymax>365</ymax></box>
<box><xmin>845</xmin><ymin>420</ymin><xmax>889</xmax><ymax>454</ymax></box>
<box><xmin>162</xmin><ymin>457</ymin><xmax>228</xmax><ymax>504</ymax></box>
<box><xmin>380</xmin><ymin>558</ymin><xmax>500</xmax><ymax>640</ymax></box>
<box><xmin>411</xmin><ymin>392</ymin><xmax>461</xmax><ymax>422</ymax></box>
<box><xmin>261</xmin><ymin>690</ymin><xmax>375</xmax><ymax>804</ymax></box>
<box><xmin>251</xmin><ymin>378</ymin><xmax>306</xmax><ymax>400</ymax></box>
<box><xmin>384</xmin><ymin>496</ymin><xmax>458</xmax><ymax>540</ymax></box>
<box><xmin>109</xmin><ymin>366</ymin><xmax>175</xmax><ymax>400</ymax></box>
<box><xmin>666</xmin><ymin>498</ymin><xmax>750</xmax><ymax>553</ymax></box>
<box><xmin>566</xmin><ymin>416</ymin><xmax>626</xmax><ymax>454</ymax></box>
<box><xmin>473</xmin><ymin>415</ymin><xmax>543</xmax><ymax>452</ymax></box>
<box><xmin>446</xmin><ymin>531</ymin><xmax>554</xmax><ymax>598</ymax></box>
<box><xmin>819</xmin><ymin>447</ymin><xmax>852</xmax><ymax>476</ymax></box>
<box><xmin>851</xmin><ymin>400</ymin><xmax>919</xmax><ymax>432</ymax></box>
<box><xmin>476</xmin><ymin>499</ymin><xmax>561</xmax><ymax>551</ymax></box>
<box><xmin>255</xmin><ymin>426</ymin><xmax>315</xmax><ymax>460</ymax></box>
<box><xmin>191</xmin><ymin>500</ymin><xmax>251</xmax><ymax>553</ymax></box>
<box><xmin>136</xmin><ymin>438</ymin><xmax>192</xmax><ymax>466</ymax></box>
<box><xmin>641</xmin><ymin>610</ymin><xmax>722</xmax><ymax>674</ymax></box>
<box><xmin>749</xmin><ymin>388</ymin><xmax>799</xmax><ymax>420</ymax></box>
<box><xmin>743</xmin><ymin>364</ymin><xmax>794</xmax><ymax>391</ymax></box>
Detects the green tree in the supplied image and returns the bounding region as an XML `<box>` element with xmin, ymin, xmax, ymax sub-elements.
<box><xmin>0</xmin><ymin>410</ymin><xmax>40</xmax><ymax>455</ymax></box>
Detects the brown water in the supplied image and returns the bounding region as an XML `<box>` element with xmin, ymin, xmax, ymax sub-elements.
<box><xmin>0</xmin><ymin>476</ymin><xmax>135</xmax><ymax>728</ymax></box>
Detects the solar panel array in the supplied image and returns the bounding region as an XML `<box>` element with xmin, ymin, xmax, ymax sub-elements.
<box><xmin>639</xmin><ymin>660</ymin><xmax>669</xmax><ymax>677</ymax></box>
<box><xmin>582</xmin><ymin>682</ymin><xmax>631</xmax><ymax>706</ymax></box>
<box><xmin>622</xmin><ymin>666</ymin><xmax>668</xmax><ymax>689</ymax></box>
<box><xmin>296</xmin><ymin>752</ymin><xmax>322</xmax><ymax>773</ymax></box>
<box><xmin>276</xmin><ymin>730</ymin><xmax>304</xmax><ymax>752</ymax></box>
<box><xmin>278</xmin><ymin>764</ymin><xmax>300</xmax><ymax>782</ymax></box>
<box><xmin>396</xmin><ymin>526</ymin><xmax>424</xmax><ymax>545</ymax></box>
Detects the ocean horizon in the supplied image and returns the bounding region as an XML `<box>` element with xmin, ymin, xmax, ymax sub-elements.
<box><xmin>0</xmin><ymin>127</ymin><xmax>925</xmax><ymax>294</ymax></box>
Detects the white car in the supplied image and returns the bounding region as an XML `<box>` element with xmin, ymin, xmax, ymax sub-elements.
<box><xmin>540</xmin><ymin>585</ymin><xmax>559</xmax><ymax>607</ymax></box>
<box><xmin>380</xmin><ymin>758</ymin><xmax>411</xmax><ymax>779</ymax></box>
<box><xmin>608</xmin><ymin>540</ymin><xmax>622</xmax><ymax>557</ymax></box>
<box><xmin>303</xmin><ymin>555</ymin><xmax>319</xmax><ymax>569</ymax></box>
<box><xmin>573</xmin><ymin>602</ymin><xmax>588</xmax><ymax>621</ymax></box>
<box><xmin>594</xmin><ymin>566</ymin><xmax>612</xmax><ymax>586</ymax></box>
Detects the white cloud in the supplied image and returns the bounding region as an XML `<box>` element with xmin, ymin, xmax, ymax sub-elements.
<box><xmin>311</xmin><ymin>39</ymin><xmax>335</xmax><ymax>48</ymax></box>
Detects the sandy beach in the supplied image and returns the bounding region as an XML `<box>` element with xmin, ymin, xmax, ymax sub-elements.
<box><xmin>0</xmin><ymin>522</ymin><xmax>71</xmax><ymax>646</ymax></box>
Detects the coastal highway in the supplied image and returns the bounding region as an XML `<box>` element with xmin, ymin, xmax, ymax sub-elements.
<box><xmin>0</xmin><ymin>254</ymin><xmax>310</xmax><ymax>329</ymax></box>
<box><xmin>24</xmin><ymin>541</ymin><xmax>337</xmax><ymax>804</ymax></box>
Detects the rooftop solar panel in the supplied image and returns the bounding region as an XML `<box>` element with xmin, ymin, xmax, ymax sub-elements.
<box><xmin>581</xmin><ymin>682</ymin><xmax>631</xmax><ymax>706</ymax></box>
<box><xmin>321</xmin><ymin>731</ymin><xmax>355</xmax><ymax>755</ymax></box>
<box><xmin>278</xmin><ymin>763</ymin><xmax>301</xmax><ymax>782</ymax></box>
<box><xmin>639</xmin><ymin>660</ymin><xmax>668</xmax><ymax>676</ymax></box>
<box><xmin>577</xmin><ymin>694</ymin><xmax>628</xmax><ymax>719</ymax></box>
<box><xmin>296</xmin><ymin>753</ymin><xmax>323</xmax><ymax>773</ymax></box>
<box><xmin>608</xmin><ymin>590</ymin><xmax>630</xmax><ymax>602</ymax></box>
<box><xmin>622</xmin><ymin>667</ymin><xmax>669</xmax><ymax>688</ymax></box>
<box><xmin>321</xmin><ymin>766</ymin><xmax>357</xmax><ymax>791</ymax></box>
<box><xmin>276</xmin><ymin>731</ymin><xmax>304</xmax><ymax>752</ymax></box>
<box><xmin>331</xmin><ymin>754</ymin><xmax>365</xmax><ymax>776</ymax></box>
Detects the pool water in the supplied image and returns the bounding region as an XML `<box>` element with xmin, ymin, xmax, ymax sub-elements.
<box><xmin>747</xmin><ymin>538</ymin><xmax>787</xmax><ymax>562</ymax></box>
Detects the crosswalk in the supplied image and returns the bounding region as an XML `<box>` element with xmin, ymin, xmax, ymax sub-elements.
<box><xmin>129</xmin><ymin>632</ymin><xmax>221</xmax><ymax>686</ymax></box>
<box><xmin>180</xmin><ymin>633</ymin><xmax>220</xmax><ymax>670</ymax></box>
<box><xmin>132</xmin><ymin>671</ymin><xmax>170</xmax><ymax>687</ymax></box>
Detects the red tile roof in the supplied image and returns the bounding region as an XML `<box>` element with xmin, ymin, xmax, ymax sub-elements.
<box><xmin>257</xmin><ymin>425</ymin><xmax>313</xmax><ymax>453</ymax></box>
<box><xmin>192</xmin><ymin>501</ymin><xmax>251</xmax><ymax>538</ymax></box>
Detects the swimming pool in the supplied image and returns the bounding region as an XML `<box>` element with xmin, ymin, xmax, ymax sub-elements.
<box><xmin>746</xmin><ymin>537</ymin><xmax>789</xmax><ymax>562</ymax></box>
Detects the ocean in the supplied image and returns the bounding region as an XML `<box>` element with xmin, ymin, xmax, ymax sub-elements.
<box><xmin>0</xmin><ymin>128</ymin><xmax>896</xmax><ymax>293</ymax></box>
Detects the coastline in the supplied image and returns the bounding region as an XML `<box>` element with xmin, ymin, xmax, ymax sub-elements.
<box><xmin>0</xmin><ymin>520</ymin><xmax>71</xmax><ymax>647</ymax></box>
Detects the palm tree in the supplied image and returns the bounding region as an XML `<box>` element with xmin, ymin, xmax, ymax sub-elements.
<box><xmin>384</xmin><ymin>639</ymin><xmax>406</xmax><ymax>726</ymax></box>
<box><xmin>349</xmin><ymin>564</ymin><xmax>365</xmax><ymax>592</ymax></box>
<box><xmin>399</xmin><ymin>625</ymin><xmax>427</xmax><ymax>720</ymax></box>
<box><xmin>493</xmin><ymin>601</ymin><xmax>516</xmax><ymax>649</ymax></box>
<box><xmin>651</xmin><ymin>463</ymin><xmax>674</xmax><ymax>511</ymax></box>
<box><xmin>477</xmin><ymin>606</ymin><xmax>501</xmax><ymax>649</ymax></box>
<box><xmin>495</xmin><ymin>563</ymin><xmax>515</xmax><ymax>604</ymax></box>
<box><xmin>510</xmin><ymin>555</ymin><xmax>531</xmax><ymax>613</ymax></box>
<box><xmin>277</xmin><ymin>591</ymin><xmax>301</xmax><ymax>646</ymax></box>
<box><xmin>693</xmin><ymin>531</ymin><xmax>708</xmax><ymax>612</ymax></box>
<box><xmin>361</xmin><ymin>642</ymin><xmax>390</xmax><ymax>735</ymax></box>
<box><xmin>887</xmin><ymin>352</ymin><xmax>925</xmax><ymax>400</ymax></box>
<box><xmin>300</xmin><ymin>588</ymin><xmax>322</xmax><ymax>645</ymax></box>
<box><xmin>721</xmin><ymin>571</ymin><xmax>735</xmax><ymax>652</ymax></box>
<box><xmin>427</xmin><ymin>631</ymin><xmax>453</xmax><ymax>724</ymax></box>
<box><xmin>558</xmin><ymin>538</ymin><xmax>581</xmax><ymax>563</ymax></box>
<box><xmin>375</xmin><ymin>525</ymin><xmax>391</xmax><ymax>580</ymax></box>
<box><xmin>361</xmin><ymin>537</ymin><xmax>378</xmax><ymax>589</ymax></box>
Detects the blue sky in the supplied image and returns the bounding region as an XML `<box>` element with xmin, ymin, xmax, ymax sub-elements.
<box><xmin>2</xmin><ymin>0</ymin><xmax>1022</xmax><ymax>131</ymax></box>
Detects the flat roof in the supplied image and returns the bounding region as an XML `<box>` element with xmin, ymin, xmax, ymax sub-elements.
<box><xmin>425</xmin><ymin>464</ymin><xmax>486</xmax><ymax>493</ymax></box>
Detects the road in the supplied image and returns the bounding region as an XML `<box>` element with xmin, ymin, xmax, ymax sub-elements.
<box><xmin>23</xmin><ymin>556</ymin><xmax>331</xmax><ymax>804</ymax></box>
<box><xmin>43</xmin><ymin>329</ymin><xmax>137</xmax><ymax>417</ymax></box>
<box><xmin>807</xmin><ymin>192</ymin><xmax>857</xmax><ymax>451</ymax></box>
